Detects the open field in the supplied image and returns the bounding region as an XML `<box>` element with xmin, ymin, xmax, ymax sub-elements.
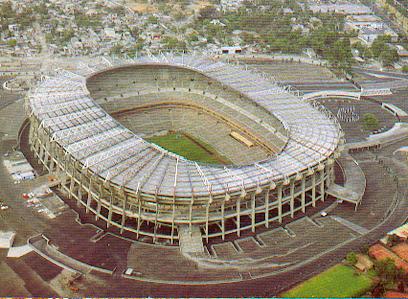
<box><xmin>124</xmin><ymin>0</ymin><xmax>157</xmax><ymax>13</ymax></box>
<box><xmin>146</xmin><ymin>132</ymin><xmax>231</xmax><ymax>165</ymax></box>
<box><xmin>281</xmin><ymin>264</ymin><xmax>373</xmax><ymax>298</ymax></box>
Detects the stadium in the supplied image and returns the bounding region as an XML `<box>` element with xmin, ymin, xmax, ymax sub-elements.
<box><xmin>25</xmin><ymin>55</ymin><xmax>344</xmax><ymax>246</ymax></box>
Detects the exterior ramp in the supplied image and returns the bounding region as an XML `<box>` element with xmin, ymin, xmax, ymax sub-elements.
<box><xmin>178</xmin><ymin>225</ymin><xmax>205</xmax><ymax>255</ymax></box>
<box><xmin>327</xmin><ymin>153</ymin><xmax>366</xmax><ymax>210</ymax></box>
<box><xmin>327</xmin><ymin>184</ymin><xmax>361</xmax><ymax>208</ymax></box>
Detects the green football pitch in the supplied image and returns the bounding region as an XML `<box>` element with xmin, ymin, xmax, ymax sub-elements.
<box><xmin>146</xmin><ymin>132</ymin><xmax>231</xmax><ymax>165</ymax></box>
<box><xmin>281</xmin><ymin>264</ymin><xmax>373</xmax><ymax>298</ymax></box>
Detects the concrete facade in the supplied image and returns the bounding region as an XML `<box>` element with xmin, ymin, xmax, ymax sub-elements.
<box><xmin>26</xmin><ymin>56</ymin><xmax>342</xmax><ymax>244</ymax></box>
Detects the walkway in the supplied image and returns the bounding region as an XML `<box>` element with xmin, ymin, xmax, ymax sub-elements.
<box><xmin>330</xmin><ymin>215</ymin><xmax>369</xmax><ymax>235</ymax></box>
<box><xmin>346</xmin><ymin>122</ymin><xmax>408</xmax><ymax>151</ymax></box>
<box><xmin>327</xmin><ymin>153</ymin><xmax>366</xmax><ymax>209</ymax></box>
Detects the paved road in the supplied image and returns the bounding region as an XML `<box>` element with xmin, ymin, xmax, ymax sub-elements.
<box><xmin>0</xmin><ymin>63</ymin><xmax>406</xmax><ymax>296</ymax></box>
<box><xmin>291</xmin><ymin>82</ymin><xmax>358</xmax><ymax>93</ymax></box>
<box><xmin>73</xmin><ymin>142</ymin><xmax>408</xmax><ymax>297</ymax></box>
<box><xmin>0</xmin><ymin>79</ymin><xmax>21</xmax><ymax>110</ymax></box>
<box><xmin>353</xmin><ymin>67</ymin><xmax>408</xmax><ymax>80</ymax></box>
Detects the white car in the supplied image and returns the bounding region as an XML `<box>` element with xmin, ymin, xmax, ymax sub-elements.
<box><xmin>1</xmin><ymin>205</ymin><xmax>9</xmax><ymax>210</ymax></box>
<box><xmin>320</xmin><ymin>211</ymin><xmax>328</xmax><ymax>217</ymax></box>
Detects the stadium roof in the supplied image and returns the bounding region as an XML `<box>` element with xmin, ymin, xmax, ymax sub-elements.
<box><xmin>28</xmin><ymin>55</ymin><xmax>342</xmax><ymax>198</ymax></box>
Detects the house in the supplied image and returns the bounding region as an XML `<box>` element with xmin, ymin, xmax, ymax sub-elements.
<box><xmin>396</xmin><ymin>45</ymin><xmax>408</xmax><ymax>57</ymax></box>
<box><xmin>8</xmin><ymin>24</ymin><xmax>18</xmax><ymax>32</ymax></box>
<box><xmin>369</xmin><ymin>243</ymin><xmax>408</xmax><ymax>273</ymax></box>
<box><xmin>384</xmin><ymin>291</ymin><xmax>408</xmax><ymax>298</ymax></box>
<box><xmin>283</xmin><ymin>8</ymin><xmax>293</xmax><ymax>14</ymax></box>
<box><xmin>292</xmin><ymin>24</ymin><xmax>310</xmax><ymax>34</ymax></box>
<box><xmin>210</xmin><ymin>19</ymin><xmax>226</xmax><ymax>27</ymax></box>
<box><xmin>104</xmin><ymin>28</ymin><xmax>117</xmax><ymax>39</ymax></box>
<box><xmin>354</xmin><ymin>254</ymin><xmax>374</xmax><ymax>272</ymax></box>
<box><xmin>346</xmin><ymin>14</ymin><xmax>382</xmax><ymax>23</ymax></box>
<box><xmin>220</xmin><ymin>0</ymin><xmax>245</xmax><ymax>11</ymax></box>
<box><xmin>358</xmin><ymin>27</ymin><xmax>399</xmax><ymax>45</ymax></box>
<box><xmin>220</xmin><ymin>46</ymin><xmax>242</xmax><ymax>54</ymax></box>
<box><xmin>345</xmin><ymin>20</ymin><xmax>384</xmax><ymax>32</ymax></box>
<box><xmin>381</xmin><ymin>223</ymin><xmax>408</xmax><ymax>243</ymax></box>
<box><xmin>304</xmin><ymin>48</ymin><xmax>317</xmax><ymax>59</ymax></box>
<box><xmin>308</xmin><ymin>3</ymin><xmax>372</xmax><ymax>15</ymax></box>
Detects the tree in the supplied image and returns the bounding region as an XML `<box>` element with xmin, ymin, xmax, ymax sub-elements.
<box><xmin>374</xmin><ymin>258</ymin><xmax>404</xmax><ymax>286</ymax></box>
<box><xmin>370</xmin><ymin>35</ymin><xmax>399</xmax><ymax>66</ymax></box>
<box><xmin>362</xmin><ymin>113</ymin><xmax>379</xmax><ymax>131</ymax></box>
<box><xmin>387</xmin><ymin>234</ymin><xmax>403</xmax><ymax>247</ymax></box>
<box><xmin>7</xmin><ymin>39</ymin><xmax>16</xmax><ymax>47</ymax></box>
<box><xmin>60</xmin><ymin>28</ymin><xmax>75</xmax><ymax>44</ymax></box>
<box><xmin>380</xmin><ymin>48</ymin><xmax>399</xmax><ymax>66</ymax></box>
<box><xmin>353</xmin><ymin>41</ymin><xmax>372</xmax><ymax>59</ymax></box>
<box><xmin>0</xmin><ymin>1</ymin><xmax>15</xmax><ymax>19</ymax></box>
<box><xmin>372</xmin><ymin>281</ymin><xmax>386</xmax><ymax>297</ymax></box>
<box><xmin>346</xmin><ymin>252</ymin><xmax>358</xmax><ymax>265</ymax></box>
<box><xmin>163</xmin><ymin>36</ymin><xmax>187</xmax><ymax>52</ymax></box>
<box><xmin>109</xmin><ymin>44</ymin><xmax>124</xmax><ymax>55</ymax></box>
<box><xmin>147</xmin><ymin>15</ymin><xmax>158</xmax><ymax>24</ymax></box>
<box><xmin>327</xmin><ymin>38</ymin><xmax>353</xmax><ymax>71</ymax></box>
<box><xmin>45</xmin><ymin>33</ymin><xmax>54</xmax><ymax>44</ymax></box>
<box><xmin>371</xmin><ymin>35</ymin><xmax>390</xmax><ymax>58</ymax></box>
<box><xmin>198</xmin><ymin>5</ymin><xmax>218</xmax><ymax>20</ymax></box>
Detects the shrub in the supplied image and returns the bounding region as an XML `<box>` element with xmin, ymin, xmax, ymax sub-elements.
<box><xmin>362</xmin><ymin>113</ymin><xmax>379</xmax><ymax>131</ymax></box>
<box><xmin>346</xmin><ymin>252</ymin><xmax>358</xmax><ymax>265</ymax></box>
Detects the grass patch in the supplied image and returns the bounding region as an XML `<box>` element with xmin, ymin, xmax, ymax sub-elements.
<box><xmin>146</xmin><ymin>132</ymin><xmax>231</xmax><ymax>165</ymax></box>
<box><xmin>362</xmin><ymin>113</ymin><xmax>380</xmax><ymax>131</ymax></box>
<box><xmin>281</xmin><ymin>264</ymin><xmax>373</xmax><ymax>298</ymax></box>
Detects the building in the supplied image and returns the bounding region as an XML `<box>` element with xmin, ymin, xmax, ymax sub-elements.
<box><xmin>103</xmin><ymin>28</ymin><xmax>117</xmax><ymax>39</ymax></box>
<box><xmin>358</xmin><ymin>27</ymin><xmax>399</xmax><ymax>45</ymax></box>
<box><xmin>220</xmin><ymin>46</ymin><xmax>243</xmax><ymax>54</ymax></box>
<box><xmin>308</xmin><ymin>3</ymin><xmax>372</xmax><ymax>15</ymax></box>
<box><xmin>26</xmin><ymin>55</ymin><xmax>343</xmax><ymax>248</ymax></box>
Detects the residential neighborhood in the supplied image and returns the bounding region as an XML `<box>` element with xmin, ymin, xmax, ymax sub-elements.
<box><xmin>0</xmin><ymin>0</ymin><xmax>408</xmax><ymax>71</ymax></box>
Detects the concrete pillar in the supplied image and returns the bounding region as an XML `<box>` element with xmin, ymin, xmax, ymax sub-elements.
<box><xmin>38</xmin><ymin>141</ymin><xmax>45</xmax><ymax>164</ymax></box>
<box><xmin>205</xmin><ymin>200</ymin><xmax>210</xmax><ymax>243</ymax></box>
<box><xmin>312</xmin><ymin>173</ymin><xmax>316</xmax><ymax>207</ymax></box>
<box><xmin>320</xmin><ymin>167</ymin><xmax>325</xmax><ymax>202</ymax></box>
<box><xmin>290</xmin><ymin>180</ymin><xmax>295</xmax><ymax>218</ymax></box>
<box><xmin>153</xmin><ymin>197</ymin><xmax>159</xmax><ymax>243</ymax></box>
<box><xmin>120</xmin><ymin>190</ymin><xmax>127</xmax><ymax>234</ymax></box>
<box><xmin>301</xmin><ymin>176</ymin><xmax>306</xmax><ymax>213</ymax></box>
<box><xmin>86</xmin><ymin>176</ymin><xmax>93</xmax><ymax>213</ymax></box>
<box><xmin>264</xmin><ymin>190</ymin><xmax>270</xmax><ymax>228</ymax></box>
<box><xmin>221</xmin><ymin>201</ymin><xmax>225</xmax><ymax>240</ymax></box>
<box><xmin>28</xmin><ymin>120</ymin><xmax>35</xmax><ymax>145</ymax></box>
<box><xmin>95</xmin><ymin>184</ymin><xmax>103</xmax><ymax>221</ymax></box>
<box><xmin>236</xmin><ymin>197</ymin><xmax>241</xmax><ymax>237</ymax></box>
<box><xmin>329</xmin><ymin>165</ymin><xmax>335</xmax><ymax>184</ymax></box>
<box><xmin>170</xmin><ymin>199</ymin><xmax>176</xmax><ymax>244</ymax></box>
<box><xmin>188</xmin><ymin>198</ymin><xmax>193</xmax><ymax>234</ymax></box>
<box><xmin>77</xmin><ymin>186</ymin><xmax>82</xmax><ymax>207</ymax></box>
<box><xmin>49</xmin><ymin>156</ymin><xmax>55</xmax><ymax>173</ymax></box>
<box><xmin>69</xmin><ymin>172</ymin><xmax>75</xmax><ymax>199</ymax></box>
<box><xmin>277</xmin><ymin>186</ymin><xmax>283</xmax><ymax>223</ymax></box>
<box><xmin>135</xmin><ymin>192</ymin><xmax>142</xmax><ymax>238</ymax></box>
<box><xmin>251</xmin><ymin>193</ymin><xmax>256</xmax><ymax>232</ymax></box>
<box><xmin>107</xmin><ymin>187</ymin><xmax>114</xmax><ymax>228</ymax></box>
<box><xmin>34</xmin><ymin>136</ymin><xmax>41</xmax><ymax>156</ymax></box>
